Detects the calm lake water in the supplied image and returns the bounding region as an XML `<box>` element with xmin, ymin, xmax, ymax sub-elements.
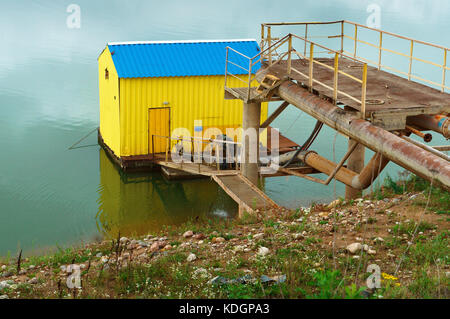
<box><xmin>1</xmin><ymin>0</ymin><xmax>449</xmax><ymax>256</ymax></box>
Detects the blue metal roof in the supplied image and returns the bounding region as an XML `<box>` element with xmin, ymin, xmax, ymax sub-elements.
<box><xmin>107</xmin><ymin>40</ymin><xmax>261</xmax><ymax>78</ymax></box>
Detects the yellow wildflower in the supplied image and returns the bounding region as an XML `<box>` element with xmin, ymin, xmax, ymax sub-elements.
<box><xmin>381</xmin><ymin>272</ymin><xmax>398</xmax><ymax>281</ymax></box>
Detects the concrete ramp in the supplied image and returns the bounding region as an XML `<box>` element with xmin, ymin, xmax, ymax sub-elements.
<box><xmin>212</xmin><ymin>174</ymin><xmax>279</xmax><ymax>214</ymax></box>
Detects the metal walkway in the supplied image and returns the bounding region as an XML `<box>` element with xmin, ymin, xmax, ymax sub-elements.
<box><xmin>212</xmin><ymin>174</ymin><xmax>278</xmax><ymax>214</ymax></box>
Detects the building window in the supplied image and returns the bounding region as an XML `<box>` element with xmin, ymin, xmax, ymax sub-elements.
<box><xmin>105</xmin><ymin>68</ymin><xmax>109</xmax><ymax>80</ymax></box>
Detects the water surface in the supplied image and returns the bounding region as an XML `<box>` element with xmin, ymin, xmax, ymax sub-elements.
<box><xmin>0</xmin><ymin>0</ymin><xmax>449</xmax><ymax>256</ymax></box>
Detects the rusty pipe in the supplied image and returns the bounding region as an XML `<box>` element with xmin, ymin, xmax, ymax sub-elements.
<box><xmin>277</xmin><ymin>81</ymin><xmax>450</xmax><ymax>191</ymax></box>
<box><xmin>299</xmin><ymin>151</ymin><xmax>389</xmax><ymax>190</ymax></box>
<box><xmin>400</xmin><ymin>135</ymin><xmax>450</xmax><ymax>162</ymax></box>
<box><xmin>405</xmin><ymin>125</ymin><xmax>433</xmax><ymax>143</ymax></box>
<box><xmin>407</xmin><ymin>114</ymin><xmax>450</xmax><ymax>139</ymax></box>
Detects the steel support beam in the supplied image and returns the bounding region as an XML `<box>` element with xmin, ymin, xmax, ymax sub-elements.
<box><xmin>260</xmin><ymin>101</ymin><xmax>290</xmax><ymax>129</ymax></box>
<box><xmin>242</xmin><ymin>101</ymin><xmax>261</xmax><ymax>185</ymax></box>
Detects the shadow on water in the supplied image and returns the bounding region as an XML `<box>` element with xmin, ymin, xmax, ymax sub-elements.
<box><xmin>95</xmin><ymin>148</ymin><xmax>238</xmax><ymax>239</ymax></box>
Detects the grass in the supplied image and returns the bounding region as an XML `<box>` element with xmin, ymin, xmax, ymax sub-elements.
<box><xmin>1</xmin><ymin>174</ymin><xmax>448</xmax><ymax>299</ymax></box>
<box><xmin>377</xmin><ymin>173</ymin><xmax>450</xmax><ymax>213</ymax></box>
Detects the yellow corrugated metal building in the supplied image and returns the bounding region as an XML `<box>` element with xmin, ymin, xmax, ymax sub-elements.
<box><xmin>98</xmin><ymin>39</ymin><xmax>267</xmax><ymax>163</ymax></box>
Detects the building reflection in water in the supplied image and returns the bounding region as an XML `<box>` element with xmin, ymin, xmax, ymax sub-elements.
<box><xmin>96</xmin><ymin>149</ymin><xmax>238</xmax><ymax>239</ymax></box>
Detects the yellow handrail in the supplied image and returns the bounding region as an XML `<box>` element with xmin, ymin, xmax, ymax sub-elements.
<box><xmin>260</xmin><ymin>20</ymin><xmax>449</xmax><ymax>93</ymax></box>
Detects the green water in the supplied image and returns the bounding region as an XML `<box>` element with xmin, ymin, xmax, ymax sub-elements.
<box><xmin>0</xmin><ymin>0</ymin><xmax>449</xmax><ymax>256</ymax></box>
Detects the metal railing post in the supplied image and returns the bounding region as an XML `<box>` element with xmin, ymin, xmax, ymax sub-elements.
<box><xmin>408</xmin><ymin>40</ymin><xmax>414</xmax><ymax>80</ymax></box>
<box><xmin>304</xmin><ymin>24</ymin><xmax>308</xmax><ymax>56</ymax></box>
<box><xmin>225</xmin><ymin>48</ymin><xmax>229</xmax><ymax>89</ymax></box>
<box><xmin>378</xmin><ymin>31</ymin><xmax>383</xmax><ymax>70</ymax></box>
<box><xmin>165</xmin><ymin>137</ymin><xmax>169</xmax><ymax>164</ymax></box>
<box><xmin>442</xmin><ymin>49</ymin><xmax>447</xmax><ymax>92</ymax></box>
<box><xmin>287</xmin><ymin>34</ymin><xmax>292</xmax><ymax>76</ymax></box>
<box><xmin>340</xmin><ymin>21</ymin><xmax>344</xmax><ymax>53</ymax></box>
<box><xmin>268</xmin><ymin>26</ymin><xmax>272</xmax><ymax>66</ymax></box>
<box><xmin>152</xmin><ymin>135</ymin><xmax>155</xmax><ymax>156</ymax></box>
<box><xmin>216</xmin><ymin>143</ymin><xmax>220</xmax><ymax>171</ymax></box>
<box><xmin>333</xmin><ymin>53</ymin><xmax>339</xmax><ymax>104</ymax></box>
<box><xmin>191</xmin><ymin>137</ymin><xmax>195</xmax><ymax>164</ymax></box>
<box><xmin>247</xmin><ymin>58</ymin><xmax>253</xmax><ymax>101</ymax></box>
<box><xmin>361</xmin><ymin>63</ymin><xmax>368</xmax><ymax>119</ymax></box>
<box><xmin>179</xmin><ymin>136</ymin><xmax>183</xmax><ymax>169</ymax></box>
<box><xmin>261</xmin><ymin>24</ymin><xmax>265</xmax><ymax>51</ymax></box>
<box><xmin>309</xmin><ymin>43</ymin><xmax>314</xmax><ymax>92</ymax></box>
<box><xmin>353</xmin><ymin>24</ymin><xmax>358</xmax><ymax>57</ymax></box>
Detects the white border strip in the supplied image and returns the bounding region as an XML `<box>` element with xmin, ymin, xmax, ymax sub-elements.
<box><xmin>108</xmin><ymin>39</ymin><xmax>257</xmax><ymax>46</ymax></box>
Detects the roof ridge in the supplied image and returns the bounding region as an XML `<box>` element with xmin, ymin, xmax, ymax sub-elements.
<box><xmin>104</xmin><ymin>39</ymin><xmax>261</xmax><ymax>78</ymax></box>
<box><xmin>108</xmin><ymin>39</ymin><xmax>257</xmax><ymax>46</ymax></box>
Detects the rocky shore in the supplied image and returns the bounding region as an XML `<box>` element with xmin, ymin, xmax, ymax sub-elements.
<box><xmin>1</xmin><ymin>177</ymin><xmax>448</xmax><ymax>299</ymax></box>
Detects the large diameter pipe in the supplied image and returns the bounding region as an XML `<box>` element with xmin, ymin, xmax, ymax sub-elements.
<box><xmin>346</xmin><ymin>138</ymin><xmax>366</xmax><ymax>198</ymax></box>
<box><xmin>277</xmin><ymin>82</ymin><xmax>450</xmax><ymax>191</ymax></box>
<box><xmin>299</xmin><ymin>151</ymin><xmax>389</xmax><ymax>190</ymax></box>
<box><xmin>407</xmin><ymin>114</ymin><xmax>450</xmax><ymax>139</ymax></box>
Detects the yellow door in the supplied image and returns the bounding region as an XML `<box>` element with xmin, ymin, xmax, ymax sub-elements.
<box><xmin>149</xmin><ymin>107</ymin><xmax>170</xmax><ymax>154</ymax></box>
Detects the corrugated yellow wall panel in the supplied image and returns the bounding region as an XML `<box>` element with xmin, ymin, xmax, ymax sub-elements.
<box><xmin>119</xmin><ymin>75</ymin><xmax>268</xmax><ymax>156</ymax></box>
<box><xmin>98</xmin><ymin>47</ymin><xmax>121</xmax><ymax>155</ymax></box>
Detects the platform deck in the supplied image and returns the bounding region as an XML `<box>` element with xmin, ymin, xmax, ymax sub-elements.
<box><xmin>261</xmin><ymin>58</ymin><xmax>450</xmax><ymax>117</ymax></box>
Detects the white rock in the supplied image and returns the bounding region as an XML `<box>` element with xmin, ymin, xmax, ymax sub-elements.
<box><xmin>183</xmin><ymin>230</ymin><xmax>194</xmax><ymax>238</ymax></box>
<box><xmin>101</xmin><ymin>256</ymin><xmax>109</xmax><ymax>263</ymax></box>
<box><xmin>352</xmin><ymin>255</ymin><xmax>361</xmax><ymax>260</ymax></box>
<box><xmin>0</xmin><ymin>295</ymin><xmax>8</xmax><ymax>299</ymax></box>
<box><xmin>253</xmin><ymin>233</ymin><xmax>264</xmax><ymax>240</ymax></box>
<box><xmin>119</xmin><ymin>237</ymin><xmax>129</xmax><ymax>243</ymax></box>
<box><xmin>1</xmin><ymin>265</ymin><xmax>6</xmax><ymax>271</ymax></box>
<box><xmin>373</xmin><ymin>237</ymin><xmax>384</xmax><ymax>243</ymax></box>
<box><xmin>29</xmin><ymin>277</ymin><xmax>38</xmax><ymax>285</ymax></box>
<box><xmin>187</xmin><ymin>253</ymin><xmax>197</xmax><ymax>262</ymax></box>
<box><xmin>0</xmin><ymin>281</ymin><xmax>11</xmax><ymax>289</ymax></box>
<box><xmin>234</xmin><ymin>245</ymin><xmax>245</xmax><ymax>252</ymax></box>
<box><xmin>257</xmin><ymin>247</ymin><xmax>270</xmax><ymax>257</ymax></box>
<box><xmin>346</xmin><ymin>243</ymin><xmax>362</xmax><ymax>254</ymax></box>
<box><xmin>327</xmin><ymin>199</ymin><xmax>340</xmax><ymax>209</ymax></box>
<box><xmin>193</xmin><ymin>268</ymin><xmax>208</xmax><ymax>278</ymax></box>
<box><xmin>368</xmin><ymin>249</ymin><xmax>377</xmax><ymax>255</ymax></box>
<box><xmin>293</xmin><ymin>233</ymin><xmax>304</xmax><ymax>240</ymax></box>
<box><xmin>363</xmin><ymin>244</ymin><xmax>369</xmax><ymax>252</ymax></box>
